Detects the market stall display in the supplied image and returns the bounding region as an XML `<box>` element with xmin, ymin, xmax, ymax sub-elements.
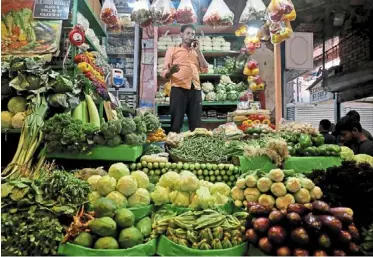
<box><xmin>130</xmin><ymin>0</ymin><xmax>153</xmax><ymax>27</ymax></box>
<box><xmin>175</xmin><ymin>0</ymin><xmax>197</xmax><ymax>24</ymax></box>
<box><xmin>202</xmin><ymin>0</ymin><xmax>234</xmax><ymax>28</ymax></box>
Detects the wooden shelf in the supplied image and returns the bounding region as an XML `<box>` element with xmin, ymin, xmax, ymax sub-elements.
<box><xmin>156</xmin><ymin>101</ymin><xmax>238</xmax><ymax>107</ymax></box>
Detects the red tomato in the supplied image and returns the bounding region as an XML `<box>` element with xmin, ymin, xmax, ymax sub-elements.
<box><xmin>257</xmin><ymin>114</ymin><xmax>266</xmax><ymax>122</ymax></box>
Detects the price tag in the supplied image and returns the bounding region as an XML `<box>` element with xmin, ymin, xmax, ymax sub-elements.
<box><xmin>33</xmin><ymin>0</ymin><xmax>71</xmax><ymax>20</ymax></box>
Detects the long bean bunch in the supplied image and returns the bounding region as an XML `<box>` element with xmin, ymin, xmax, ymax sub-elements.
<box><xmin>169</xmin><ymin>135</ymin><xmax>228</xmax><ymax>163</ymax></box>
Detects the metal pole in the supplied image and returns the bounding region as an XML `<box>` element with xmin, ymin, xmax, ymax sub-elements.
<box><xmin>274</xmin><ymin>44</ymin><xmax>283</xmax><ymax>130</ymax></box>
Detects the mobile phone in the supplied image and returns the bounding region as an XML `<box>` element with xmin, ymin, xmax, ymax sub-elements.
<box><xmin>191</xmin><ymin>37</ymin><xmax>198</xmax><ymax>48</ymax></box>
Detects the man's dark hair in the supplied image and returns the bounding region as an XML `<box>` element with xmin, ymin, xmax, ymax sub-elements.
<box><xmin>335</xmin><ymin>115</ymin><xmax>363</xmax><ymax>133</ymax></box>
<box><xmin>346</xmin><ymin>110</ymin><xmax>360</xmax><ymax>122</ymax></box>
<box><xmin>319</xmin><ymin>119</ymin><xmax>331</xmax><ymax>131</ymax></box>
<box><xmin>181</xmin><ymin>24</ymin><xmax>196</xmax><ymax>32</ymax></box>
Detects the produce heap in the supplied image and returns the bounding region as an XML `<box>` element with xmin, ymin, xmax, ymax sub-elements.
<box><xmin>202</xmin><ymin>75</ymin><xmax>247</xmax><ymax>102</ymax></box>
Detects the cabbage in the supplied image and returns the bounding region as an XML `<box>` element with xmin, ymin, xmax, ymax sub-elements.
<box><xmin>210</xmin><ymin>182</ymin><xmax>230</xmax><ymax>197</ymax></box>
<box><xmin>108</xmin><ymin>163</ymin><xmax>130</xmax><ymax>180</ymax></box>
<box><xmin>7</xmin><ymin>96</ymin><xmax>27</xmax><ymax>114</ymax></box>
<box><xmin>177</xmin><ymin>171</ymin><xmax>199</xmax><ymax>192</ymax></box>
<box><xmin>354</xmin><ymin>154</ymin><xmax>373</xmax><ymax>166</ymax></box>
<box><xmin>340</xmin><ymin>146</ymin><xmax>354</xmax><ymax>161</ymax></box>
<box><xmin>128</xmin><ymin>188</ymin><xmax>151</xmax><ymax>207</ymax></box>
<box><xmin>225</xmin><ymin>83</ymin><xmax>235</xmax><ymax>92</ymax></box>
<box><xmin>216</xmin><ymin>91</ymin><xmax>227</xmax><ymax>101</ymax></box>
<box><xmin>130</xmin><ymin>171</ymin><xmax>150</xmax><ymax>189</ymax></box>
<box><xmin>116</xmin><ymin>176</ymin><xmax>138</xmax><ymax>196</ymax></box>
<box><xmin>215</xmin><ymin>83</ymin><xmax>226</xmax><ymax>92</ymax></box>
<box><xmin>88</xmin><ymin>175</ymin><xmax>102</xmax><ymax>191</ymax></box>
<box><xmin>150</xmin><ymin>185</ymin><xmax>170</xmax><ymax>206</ymax></box>
<box><xmin>268</xmin><ymin>169</ymin><xmax>284</xmax><ymax>182</ymax></box>
<box><xmin>226</xmin><ymin>90</ymin><xmax>239</xmax><ymax>101</ymax></box>
<box><xmin>170</xmin><ymin>190</ymin><xmax>190</xmax><ymax>207</ymax></box>
<box><xmin>158</xmin><ymin>172</ymin><xmax>180</xmax><ymax>190</ymax></box>
<box><xmin>106</xmin><ymin>191</ymin><xmax>128</xmax><ymax>208</ymax></box>
<box><xmin>96</xmin><ymin>176</ymin><xmax>117</xmax><ymax>196</ymax></box>
<box><xmin>1</xmin><ymin>111</ymin><xmax>14</xmax><ymax>129</ymax></box>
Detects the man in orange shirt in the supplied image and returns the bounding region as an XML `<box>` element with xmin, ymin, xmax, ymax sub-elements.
<box><xmin>161</xmin><ymin>24</ymin><xmax>209</xmax><ymax>133</ymax></box>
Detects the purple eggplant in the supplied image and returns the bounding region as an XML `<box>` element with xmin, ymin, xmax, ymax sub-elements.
<box><xmin>268</xmin><ymin>225</ymin><xmax>287</xmax><ymax>244</ymax></box>
<box><xmin>249</xmin><ymin>204</ymin><xmax>270</xmax><ymax>217</ymax></box>
<box><xmin>314</xmin><ymin>250</ymin><xmax>329</xmax><ymax>256</ymax></box>
<box><xmin>317</xmin><ymin>215</ymin><xmax>342</xmax><ymax>233</ymax></box>
<box><xmin>329</xmin><ymin>207</ymin><xmax>353</xmax><ymax>217</ymax></box>
<box><xmin>318</xmin><ymin>234</ymin><xmax>331</xmax><ymax>249</ymax></box>
<box><xmin>258</xmin><ymin>237</ymin><xmax>273</xmax><ymax>254</ymax></box>
<box><xmin>333</xmin><ymin>213</ymin><xmax>353</xmax><ymax>225</ymax></box>
<box><xmin>287</xmin><ymin>203</ymin><xmax>310</xmax><ymax>215</ymax></box>
<box><xmin>312</xmin><ymin>201</ymin><xmax>331</xmax><ymax>214</ymax></box>
<box><xmin>277</xmin><ymin>246</ymin><xmax>292</xmax><ymax>256</ymax></box>
<box><xmin>287</xmin><ymin>212</ymin><xmax>302</xmax><ymax>226</ymax></box>
<box><xmin>338</xmin><ymin>230</ymin><xmax>352</xmax><ymax>243</ymax></box>
<box><xmin>347</xmin><ymin>224</ymin><xmax>360</xmax><ymax>242</ymax></box>
<box><xmin>303</xmin><ymin>213</ymin><xmax>322</xmax><ymax>232</ymax></box>
<box><xmin>245</xmin><ymin>228</ymin><xmax>258</xmax><ymax>244</ymax></box>
<box><xmin>291</xmin><ymin>227</ymin><xmax>310</xmax><ymax>245</ymax></box>
<box><xmin>269</xmin><ymin>210</ymin><xmax>286</xmax><ymax>224</ymax></box>
<box><xmin>293</xmin><ymin>248</ymin><xmax>310</xmax><ymax>256</ymax></box>
<box><xmin>348</xmin><ymin>242</ymin><xmax>360</xmax><ymax>255</ymax></box>
<box><xmin>332</xmin><ymin>250</ymin><xmax>346</xmax><ymax>256</ymax></box>
<box><xmin>253</xmin><ymin>217</ymin><xmax>271</xmax><ymax>233</ymax></box>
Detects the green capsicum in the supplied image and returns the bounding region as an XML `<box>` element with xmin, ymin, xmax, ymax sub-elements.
<box><xmin>312</xmin><ymin>134</ymin><xmax>325</xmax><ymax>146</ymax></box>
<box><xmin>294</xmin><ymin>143</ymin><xmax>302</xmax><ymax>155</ymax></box>
<box><xmin>304</xmin><ymin>146</ymin><xmax>317</xmax><ymax>156</ymax></box>
<box><xmin>325</xmin><ymin>144</ymin><xmax>341</xmax><ymax>156</ymax></box>
<box><xmin>246</xmin><ymin>128</ymin><xmax>255</xmax><ymax>134</ymax></box>
<box><xmin>287</xmin><ymin>145</ymin><xmax>296</xmax><ymax>156</ymax></box>
<box><xmin>317</xmin><ymin>145</ymin><xmax>327</xmax><ymax>156</ymax></box>
<box><xmin>299</xmin><ymin>134</ymin><xmax>313</xmax><ymax>149</ymax></box>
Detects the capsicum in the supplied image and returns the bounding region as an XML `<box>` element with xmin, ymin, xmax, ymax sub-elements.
<box><xmin>242</xmin><ymin>120</ymin><xmax>253</xmax><ymax>127</ymax></box>
<box><xmin>299</xmin><ymin>134</ymin><xmax>312</xmax><ymax>149</ymax></box>
<box><xmin>262</xmin><ymin>119</ymin><xmax>271</xmax><ymax>125</ymax></box>
<box><xmin>287</xmin><ymin>145</ymin><xmax>295</xmax><ymax>156</ymax></box>
<box><xmin>312</xmin><ymin>134</ymin><xmax>325</xmax><ymax>146</ymax></box>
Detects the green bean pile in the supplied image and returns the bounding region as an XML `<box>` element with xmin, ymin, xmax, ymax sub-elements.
<box><xmin>169</xmin><ymin>135</ymin><xmax>228</xmax><ymax>163</ymax></box>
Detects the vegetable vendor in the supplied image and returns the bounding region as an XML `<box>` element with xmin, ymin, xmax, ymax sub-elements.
<box><xmin>335</xmin><ymin>116</ymin><xmax>373</xmax><ymax>156</ymax></box>
<box><xmin>161</xmin><ymin>24</ymin><xmax>209</xmax><ymax>133</ymax></box>
<box><xmin>318</xmin><ymin>119</ymin><xmax>336</xmax><ymax>144</ymax></box>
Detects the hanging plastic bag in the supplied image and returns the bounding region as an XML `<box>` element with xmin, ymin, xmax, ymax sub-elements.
<box><xmin>131</xmin><ymin>0</ymin><xmax>153</xmax><ymax>27</ymax></box>
<box><xmin>248</xmin><ymin>75</ymin><xmax>266</xmax><ymax>92</ymax></box>
<box><xmin>175</xmin><ymin>0</ymin><xmax>197</xmax><ymax>24</ymax></box>
<box><xmin>269</xmin><ymin>20</ymin><xmax>293</xmax><ymax>44</ymax></box>
<box><xmin>164</xmin><ymin>1</ymin><xmax>177</xmax><ymax>24</ymax></box>
<box><xmin>266</xmin><ymin>0</ymin><xmax>295</xmax><ymax>22</ymax></box>
<box><xmin>282</xmin><ymin>0</ymin><xmax>296</xmax><ymax>21</ymax></box>
<box><xmin>243</xmin><ymin>57</ymin><xmax>259</xmax><ymax>76</ymax></box>
<box><xmin>244</xmin><ymin>28</ymin><xmax>261</xmax><ymax>54</ymax></box>
<box><xmin>202</xmin><ymin>0</ymin><xmax>234</xmax><ymax>27</ymax></box>
<box><xmin>150</xmin><ymin>0</ymin><xmax>172</xmax><ymax>25</ymax></box>
<box><xmin>100</xmin><ymin>0</ymin><xmax>119</xmax><ymax>27</ymax></box>
<box><xmin>239</xmin><ymin>0</ymin><xmax>266</xmax><ymax>23</ymax></box>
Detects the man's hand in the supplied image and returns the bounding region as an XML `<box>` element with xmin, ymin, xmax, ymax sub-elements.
<box><xmin>165</xmin><ymin>64</ymin><xmax>180</xmax><ymax>79</ymax></box>
<box><xmin>191</xmin><ymin>39</ymin><xmax>200</xmax><ymax>51</ymax></box>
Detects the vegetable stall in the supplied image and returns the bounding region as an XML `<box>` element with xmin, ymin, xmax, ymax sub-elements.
<box><xmin>2</xmin><ymin>0</ymin><xmax>373</xmax><ymax>257</ymax></box>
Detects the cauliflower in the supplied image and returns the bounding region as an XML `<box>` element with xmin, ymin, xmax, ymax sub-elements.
<box><xmin>270</xmin><ymin>182</ymin><xmax>287</xmax><ymax>197</ymax></box>
<box><xmin>189</xmin><ymin>186</ymin><xmax>212</xmax><ymax>209</ymax></box>
<box><xmin>170</xmin><ymin>190</ymin><xmax>190</xmax><ymax>207</ymax></box>
<box><xmin>256</xmin><ymin>177</ymin><xmax>273</xmax><ymax>193</ymax></box>
<box><xmin>294</xmin><ymin>188</ymin><xmax>311</xmax><ymax>204</ymax></box>
<box><xmin>258</xmin><ymin>194</ymin><xmax>275</xmax><ymax>209</ymax></box>
<box><xmin>120</xmin><ymin>117</ymin><xmax>136</xmax><ymax>135</ymax></box>
<box><xmin>244</xmin><ymin>187</ymin><xmax>261</xmax><ymax>202</ymax></box>
<box><xmin>285</xmin><ymin>177</ymin><xmax>301</xmax><ymax>193</ymax></box>
<box><xmin>96</xmin><ymin>175</ymin><xmax>117</xmax><ymax>196</ymax></box>
<box><xmin>116</xmin><ymin>175</ymin><xmax>138</xmax><ymax>196</ymax></box>
<box><xmin>310</xmin><ymin>186</ymin><xmax>323</xmax><ymax>200</ymax></box>
<box><xmin>131</xmin><ymin>171</ymin><xmax>150</xmax><ymax>189</ymax></box>
<box><xmin>245</xmin><ymin>174</ymin><xmax>258</xmax><ymax>188</ymax></box>
<box><xmin>340</xmin><ymin>146</ymin><xmax>354</xmax><ymax>161</ymax></box>
<box><xmin>7</xmin><ymin>96</ymin><xmax>27</xmax><ymax>114</ymax></box>
<box><xmin>87</xmin><ymin>175</ymin><xmax>102</xmax><ymax>191</ymax></box>
<box><xmin>150</xmin><ymin>185</ymin><xmax>170</xmax><ymax>206</ymax></box>
<box><xmin>108</xmin><ymin>163</ymin><xmax>130</xmax><ymax>180</ymax></box>
<box><xmin>275</xmin><ymin>194</ymin><xmax>295</xmax><ymax>210</ymax></box>
<box><xmin>158</xmin><ymin>172</ymin><xmax>181</xmax><ymax>190</ymax></box>
<box><xmin>210</xmin><ymin>182</ymin><xmax>230</xmax><ymax>197</ymax></box>
<box><xmin>205</xmin><ymin>92</ymin><xmax>216</xmax><ymax>101</ymax></box>
<box><xmin>212</xmin><ymin>192</ymin><xmax>229</xmax><ymax>206</ymax></box>
<box><xmin>300</xmin><ymin>178</ymin><xmax>315</xmax><ymax>190</ymax></box>
<box><xmin>268</xmin><ymin>169</ymin><xmax>285</xmax><ymax>182</ymax></box>
<box><xmin>201</xmin><ymin>82</ymin><xmax>214</xmax><ymax>93</ymax></box>
<box><xmin>231</xmin><ymin>186</ymin><xmax>244</xmax><ymax>201</ymax></box>
<box><xmin>177</xmin><ymin>171</ymin><xmax>199</xmax><ymax>192</ymax></box>
<box><xmin>1</xmin><ymin>111</ymin><xmax>14</xmax><ymax>129</ymax></box>
<box><xmin>128</xmin><ymin>188</ymin><xmax>151</xmax><ymax>207</ymax></box>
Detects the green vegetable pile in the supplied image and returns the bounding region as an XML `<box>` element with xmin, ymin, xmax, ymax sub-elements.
<box><xmin>43</xmin><ymin>113</ymin><xmax>99</xmax><ymax>153</ymax></box>
<box><xmin>169</xmin><ymin>135</ymin><xmax>229</xmax><ymax>163</ymax></box>
<box><xmin>150</xmin><ymin>208</ymin><xmax>248</xmax><ymax>249</ymax></box>
<box><xmin>144</xmin><ymin>144</ymin><xmax>165</xmax><ymax>155</ymax></box>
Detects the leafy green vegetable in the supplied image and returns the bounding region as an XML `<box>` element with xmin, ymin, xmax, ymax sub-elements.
<box><xmin>143</xmin><ymin>112</ymin><xmax>160</xmax><ymax>133</ymax></box>
<box><xmin>125</xmin><ymin>133</ymin><xmax>146</xmax><ymax>146</ymax></box>
<box><xmin>121</xmin><ymin>117</ymin><xmax>136</xmax><ymax>135</ymax></box>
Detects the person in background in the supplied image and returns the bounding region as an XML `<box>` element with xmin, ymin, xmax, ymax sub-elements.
<box><xmin>161</xmin><ymin>24</ymin><xmax>209</xmax><ymax>133</ymax></box>
<box><xmin>335</xmin><ymin>116</ymin><xmax>373</xmax><ymax>156</ymax></box>
<box><xmin>319</xmin><ymin>119</ymin><xmax>336</xmax><ymax>144</ymax></box>
<box><xmin>346</xmin><ymin>110</ymin><xmax>373</xmax><ymax>141</ymax></box>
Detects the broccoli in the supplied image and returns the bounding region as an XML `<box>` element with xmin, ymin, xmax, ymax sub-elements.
<box><xmin>120</xmin><ymin>117</ymin><xmax>136</xmax><ymax>135</ymax></box>
<box><xmin>93</xmin><ymin>134</ymin><xmax>107</xmax><ymax>145</ymax></box>
<box><xmin>101</xmin><ymin>119</ymin><xmax>122</xmax><ymax>139</ymax></box>
<box><xmin>133</xmin><ymin>116</ymin><xmax>147</xmax><ymax>134</ymax></box>
<box><xmin>143</xmin><ymin>112</ymin><xmax>160</xmax><ymax>133</ymax></box>
<box><xmin>125</xmin><ymin>133</ymin><xmax>145</xmax><ymax>146</ymax></box>
<box><xmin>106</xmin><ymin>135</ymin><xmax>122</xmax><ymax>146</ymax></box>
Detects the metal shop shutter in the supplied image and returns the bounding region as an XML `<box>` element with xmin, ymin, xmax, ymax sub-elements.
<box><xmin>295</xmin><ymin>106</ymin><xmax>335</xmax><ymax>128</ymax></box>
<box><xmin>341</xmin><ymin>107</ymin><xmax>373</xmax><ymax>135</ymax></box>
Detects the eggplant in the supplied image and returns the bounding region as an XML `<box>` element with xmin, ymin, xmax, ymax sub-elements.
<box><xmin>277</xmin><ymin>246</ymin><xmax>292</xmax><ymax>256</ymax></box>
<box><xmin>318</xmin><ymin>234</ymin><xmax>331</xmax><ymax>249</ymax></box>
<box><xmin>245</xmin><ymin>228</ymin><xmax>258</xmax><ymax>244</ymax></box>
<box><xmin>314</xmin><ymin>250</ymin><xmax>328</xmax><ymax>256</ymax></box>
<box><xmin>287</xmin><ymin>212</ymin><xmax>302</xmax><ymax>226</ymax></box>
<box><xmin>247</xmin><ymin>201</ymin><xmax>260</xmax><ymax>209</ymax></box>
<box><xmin>291</xmin><ymin>228</ymin><xmax>310</xmax><ymax>245</ymax></box>
<box><xmin>287</xmin><ymin>203</ymin><xmax>310</xmax><ymax>215</ymax></box>
<box><xmin>293</xmin><ymin>248</ymin><xmax>310</xmax><ymax>256</ymax></box>
<box><xmin>348</xmin><ymin>242</ymin><xmax>360</xmax><ymax>255</ymax></box>
<box><xmin>303</xmin><ymin>213</ymin><xmax>322</xmax><ymax>232</ymax></box>
<box><xmin>312</xmin><ymin>201</ymin><xmax>331</xmax><ymax>214</ymax></box>
<box><xmin>253</xmin><ymin>217</ymin><xmax>271</xmax><ymax>233</ymax></box>
<box><xmin>269</xmin><ymin>210</ymin><xmax>286</xmax><ymax>224</ymax></box>
<box><xmin>317</xmin><ymin>215</ymin><xmax>342</xmax><ymax>233</ymax></box>
<box><xmin>347</xmin><ymin>224</ymin><xmax>360</xmax><ymax>242</ymax></box>
<box><xmin>329</xmin><ymin>207</ymin><xmax>353</xmax><ymax>217</ymax></box>
<box><xmin>332</xmin><ymin>250</ymin><xmax>346</xmax><ymax>256</ymax></box>
<box><xmin>333</xmin><ymin>213</ymin><xmax>353</xmax><ymax>225</ymax></box>
<box><xmin>258</xmin><ymin>237</ymin><xmax>273</xmax><ymax>254</ymax></box>
<box><xmin>268</xmin><ymin>225</ymin><xmax>287</xmax><ymax>244</ymax></box>
<box><xmin>249</xmin><ymin>204</ymin><xmax>270</xmax><ymax>217</ymax></box>
<box><xmin>338</xmin><ymin>230</ymin><xmax>352</xmax><ymax>243</ymax></box>
<box><xmin>304</xmin><ymin>203</ymin><xmax>313</xmax><ymax>211</ymax></box>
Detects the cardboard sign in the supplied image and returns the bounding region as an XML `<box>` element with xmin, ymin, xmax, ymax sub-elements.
<box><xmin>33</xmin><ymin>0</ymin><xmax>71</xmax><ymax>19</ymax></box>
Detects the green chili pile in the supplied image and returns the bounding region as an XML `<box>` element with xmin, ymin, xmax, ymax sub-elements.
<box><xmin>169</xmin><ymin>135</ymin><xmax>228</xmax><ymax>163</ymax></box>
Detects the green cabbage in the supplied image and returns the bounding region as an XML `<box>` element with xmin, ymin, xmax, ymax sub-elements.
<box><xmin>340</xmin><ymin>146</ymin><xmax>354</xmax><ymax>161</ymax></box>
<box><xmin>127</xmin><ymin>188</ymin><xmax>151</xmax><ymax>207</ymax></box>
<box><xmin>354</xmin><ymin>154</ymin><xmax>373</xmax><ymax>166</ymax></box>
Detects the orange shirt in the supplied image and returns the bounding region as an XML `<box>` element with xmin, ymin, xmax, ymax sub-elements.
<box><xmin>161</xmin><ymin>46</ymin><xmax>208</xmax><ymax>90</ymax></box>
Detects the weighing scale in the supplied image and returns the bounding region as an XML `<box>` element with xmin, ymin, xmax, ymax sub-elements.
<box><xmin>111</xmin><ymin>68</ymin><xmax>126</xmax><ymax>99</ymax></box>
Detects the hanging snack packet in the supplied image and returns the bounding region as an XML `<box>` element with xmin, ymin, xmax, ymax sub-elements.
<box><xmin>176</xmin><ymin>0</ymin><xmax>197</xmax><ymax>24</ymax></box>
<box><xmin>282</xmin><ymin>0</ymin><xmax>296</xmax><ymax>21</ymax></box>
<box><xmin>202</xmin><ymin>0</ymin><xmax>234</xmax><ymax>28</ymax></box>
<box><xmin>131</xmin><ymin>0</ymin><xmax>153</xmax><ymax>27</ymax></box>
<box><xmin>100</xmin><ymin>0</ymin><xmax>119</xmax><ymax>27</ymax></box>
<box><xmin>150</xmin><ymin>0</ymin><xmax>172</xmax><ymax>25</ymax></box>
<box><xmin>239</xmin><ymin>0</ymin><xmax>266</xmax><ymax>23</ymax></box>
<box><xmin>266</xmin><ymin>0</ymin><xmax>294</xmax><ymax>22</ymax></box>
<box><xmin>269</xmin><ymin>20</ymin><xmax>293</xmax><ymax>44</ymax></box>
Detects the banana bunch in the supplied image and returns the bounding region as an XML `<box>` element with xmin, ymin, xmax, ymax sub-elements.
<box><xmin>156</xmin><ymin>209</ymin><xmax>249</xmax><ymax>250</ymax></box>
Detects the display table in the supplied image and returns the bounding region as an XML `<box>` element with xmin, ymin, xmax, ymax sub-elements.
<box><xmin>45</xmin><ymin>145</ymin><xmax>143</xmax><ymax>162</ymax></box>
<box><xmin>283</xmin><ymin>157</ymin><xmax>342</xmax><ymax>174</ymax></box>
